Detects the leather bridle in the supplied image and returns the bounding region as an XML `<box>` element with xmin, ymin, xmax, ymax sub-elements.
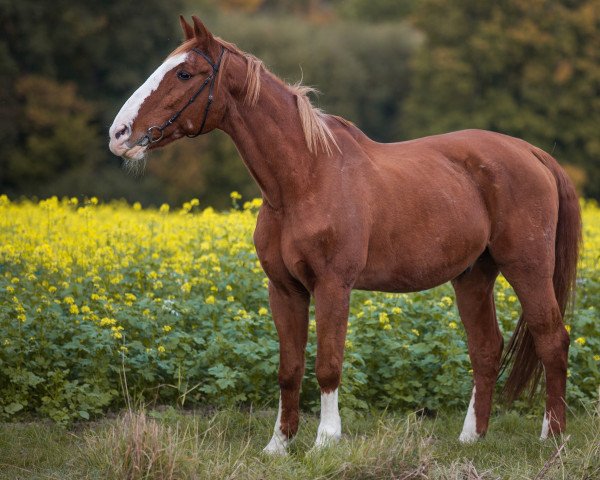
<box><xmin>135</xmin><ymin>46</ymin><xmax>226</xmax><ymax>147</ymax></box>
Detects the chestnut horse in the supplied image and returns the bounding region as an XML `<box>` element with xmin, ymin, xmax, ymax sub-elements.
<box><xmin>109</xmin><ymin>16</ymin><xmax>581</xmax><ymax>453</ymax></box>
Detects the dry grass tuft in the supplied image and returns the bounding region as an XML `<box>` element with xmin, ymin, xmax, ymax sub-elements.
<box><xmin>82</xmin><ymin>410</ymin><xmax>193</xmax><ymax>480</ymax></box>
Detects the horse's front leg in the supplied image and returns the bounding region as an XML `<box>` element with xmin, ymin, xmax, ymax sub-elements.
<box><xmin>313</xmin><ymin>278</ymin><xmax>351</xmax><ymax>448</ymax></box>
<box><xmin>263</xmin><ymin>281</ymin><xmax>310</xmax><ymax>455</ymax></box>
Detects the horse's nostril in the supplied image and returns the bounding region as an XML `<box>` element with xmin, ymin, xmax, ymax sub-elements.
<box><xmin>115</xmin><ymin>124</ymin><xmax>130</xmax><ymax>140</ymax></box>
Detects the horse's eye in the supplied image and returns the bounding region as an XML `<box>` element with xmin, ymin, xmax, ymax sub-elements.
<box><xmin>177</xmin><ymin>70</ymin><xmax>192</xmax><ymax>80</ymax></box>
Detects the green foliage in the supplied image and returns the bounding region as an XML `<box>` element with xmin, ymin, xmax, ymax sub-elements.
<box><xmin>405</xmin><ymin>0</ymin><xmax>600</xmax><ymax>198</ymax></box>
<box><xmin>0</xmin><ymin>197</ymin><xmax>598</xmax><ymax>423</ymax></box>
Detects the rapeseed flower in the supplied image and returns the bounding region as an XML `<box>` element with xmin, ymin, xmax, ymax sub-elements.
<box><xmin>440</xmin><ymin>296</ymin><xmax>453</xmax><ymax>307</ymax></box>
<box><xmin>0</xmin><ymin>195</ymin><xmax>598</xmax><ymax>421</ymax></box>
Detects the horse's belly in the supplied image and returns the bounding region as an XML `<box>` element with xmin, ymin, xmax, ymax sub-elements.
<box><xmin>354</xmin><ymin>247</ymin><xmax>482</xmax><ymax>293</ymax></box>
<box><xmin>355</xmin><ymin>200</ymin><xmax>490</xmax><ymax>293</ymax></box>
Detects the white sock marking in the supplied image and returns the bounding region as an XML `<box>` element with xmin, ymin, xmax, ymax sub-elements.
<box><xmin>315</xmin><ymin>389</ymin><xmax>341</xmax><ymax>448</ymax></box>
<box><xmin>263</xmin><ymin>397</ymin><xmax>289</xmax><ymax>455</ymax></box>
<box><xmin>459</xmin><ymin>387</ymin><xmax>480</xmax><ymax>443</ymax></box>
<box><xmin>540</xmin><ymin>412</ymin><xmax>550</xmax><ymax>440</ymax></box>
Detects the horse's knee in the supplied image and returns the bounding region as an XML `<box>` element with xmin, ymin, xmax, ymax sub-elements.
<box><xmin>278</xmin><ymin>361</ymin><xmax>303</xmax><ymax>390</ymax></box>
<box><xmin>530</xmin><ymin>319</ymin><xmax>569</xmax><ymax>361</ymax></box>
<box><xmin>544</xmin><ymin>327</ymin><xmax>570</xmax><ymax>368</ymax></box>
<box><xmin>316</xmin><ymin>358</ymin><xmax>342</xmax><ymax>391</ymax></box>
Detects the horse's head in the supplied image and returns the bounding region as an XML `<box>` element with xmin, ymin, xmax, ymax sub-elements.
<box><xmin>109</xmin><ymin>16</ymin><xmax>226</xmax><ymax>160</ymax></box>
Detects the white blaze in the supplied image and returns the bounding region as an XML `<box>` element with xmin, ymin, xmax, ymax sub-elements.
<box><xmin>315</xmin><ymin>389</ymin><xmax>342</xmax><ymax>448</ymax></box>
<box><xmin>459</xmin><ymin>387</ymin><xmax>479</xmax><ymax>443</ymax></box>
<box><xmin>109</xmin><ymin>52</ymin><xmax>189</xmax><ymax>139</ymax></box>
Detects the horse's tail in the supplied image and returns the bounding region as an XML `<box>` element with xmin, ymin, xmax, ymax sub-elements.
<box><xmin>500</xmin><ymin>149</ymin><xmax>582</xmax><ymax>402</ymax></box>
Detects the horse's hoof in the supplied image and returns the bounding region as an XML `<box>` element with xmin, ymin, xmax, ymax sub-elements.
<box><xmin>458</xmin><ymin>431</ymin><xmax>480</xmax><ymax>443</ymax></box>
<box><xmin>314</xmin><ymin>426</ymin><xmax>341</xmax><ymax>449</ymax></box>
<box><xmin>263</xmin><ymin>436</ymin><xmax>288</xmax><ymax>455</ymax></box>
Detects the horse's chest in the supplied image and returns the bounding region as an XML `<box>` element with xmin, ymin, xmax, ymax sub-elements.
<box><xmin>279</xmin><ymin>221</ymin><xmax>366</xmax><ymax>290</ymax></box>
<box><xmin>278</xmin><ymin>228</ymin><xmax>331</xmax><ymax>289</ymax></box>
<box><xmin>253</xmin><ymin>213</ymin><xmax>342</xmax><ymax>291</ymax></box>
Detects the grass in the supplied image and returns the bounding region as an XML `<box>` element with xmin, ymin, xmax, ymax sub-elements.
<box><xmin>0</xmin><ymin>407</ymin><xmax>598</xmax><ymax>480</ymax></box>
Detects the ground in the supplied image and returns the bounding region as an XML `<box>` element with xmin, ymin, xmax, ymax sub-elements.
<box><xmin>0</xmin><ymin>408</ymin><xmax>598</xmax><ymax>479</ymax></box>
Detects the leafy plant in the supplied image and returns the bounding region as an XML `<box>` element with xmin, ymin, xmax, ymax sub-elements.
<box><xmin>0</xmin><ymin>195</ymin><xmax>598</xmax><ymax>423</ymax></box>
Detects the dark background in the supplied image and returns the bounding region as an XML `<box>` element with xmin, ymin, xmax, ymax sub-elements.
<box><xmin>1</xmin><ymin>0</ymin><xmax>598</xmax><ymax>208</ymax></box>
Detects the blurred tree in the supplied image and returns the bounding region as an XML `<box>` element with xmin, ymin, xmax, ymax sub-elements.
<box><xmin>0</xmin><ymin>0</ymin><xmax>183</xmax><ymax>122</ymax></box>
<box><xmin>5</xmin><ymin>76</ymin><xmax>101</xmax><ymax>190</ymax></box>
<box><xmin>333</xmin><ymin>0</ymin><xmax>418</xmax><ymax>22</ymax></box>
<box><xmin>0</xmin><ymin>0</ymin><xmax>184</xmax><ymax>203</ymax></box>
<box><xmin>0</xmin><ymin>0</ymin><xmax>417</xmax><ymax>206</ymax></box>
<box><xmin>148</xmin><ymin>132</ymin><xmax>260</xmax><ymax>207</ymax></box>
<box><xmin>0</xmin><ymin>42</ymin><xmax>19</xmax><ymax>186</ymax></box>
<box><xmin>405</xmin><ymin>0</ymin><xmax>600</xmax><ymax>198</ymax></box>
<box><xmin>6</xmin><ymin>0</ymin><xmax>594</xmax><ymax>205</ymax></box>
<box><xmin>196</xmin><ymin>0</ymin><xmax>328</xmax><ymax>16</ymax></box>
<box><xmin>219</xmin><ymin>0</ymin><xmax>264</xmax><ymax>13</ymax></box>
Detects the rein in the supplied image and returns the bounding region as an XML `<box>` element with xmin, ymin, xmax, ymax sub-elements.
<box><xmin>135</xmin><ymin>46</ymin><xmax>226</xmax><ymax>147</ymax></box>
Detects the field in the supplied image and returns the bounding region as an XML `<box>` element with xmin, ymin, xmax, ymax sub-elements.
<box><xmin>0</xmin><ymin>196</ymin><xmax>598</xmax><ymax>478</ymax></box>
<box><xmin>1</xmin><ymin>408</ymin><xmax>599</xmax><ymax>479</ymax></box>
<box><xmin>0</xmin><ymin>195</ymin><xmax>598</xmax><ymax>422</ymax></box>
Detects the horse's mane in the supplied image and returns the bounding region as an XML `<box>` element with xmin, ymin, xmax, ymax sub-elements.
<box><xmin>171</xmin><ymin>38</ymin><xmax>339</xmax><ymax>155</ymax></box>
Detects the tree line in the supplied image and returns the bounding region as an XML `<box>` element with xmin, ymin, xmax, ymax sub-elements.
<box><xmin>1</xmin><ymin>0</ymin><xmax>598</xmax><ymax>207</ymax></box>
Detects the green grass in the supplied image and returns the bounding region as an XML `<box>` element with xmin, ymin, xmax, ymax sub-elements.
<box><xmin>0</xmin><ymin>408</ymin><xmax>598</xmax><ymax>479</ymax></box>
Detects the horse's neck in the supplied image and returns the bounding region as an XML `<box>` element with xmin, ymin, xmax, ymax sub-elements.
<box><xmin>219</xmin><ymin>74</ymin><xmax>315</xmax><ymax>209</ymax></box>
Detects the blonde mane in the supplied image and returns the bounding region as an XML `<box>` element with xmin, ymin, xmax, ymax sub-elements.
<box><xmin>171</xmin><ymin>38</ymin><xmax>339</xmax><ymax>155</ymax></box>
<box><xmin>289</xmin><ymin>84</ymin><xmax>339</xmax><ymax>156</ymax></box>
<box><xmin>217</xmin><ymin>38</ymin><xmax>340</xmax><ymax>156</ymax></box>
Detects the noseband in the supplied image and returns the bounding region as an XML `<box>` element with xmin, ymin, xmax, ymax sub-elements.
<box><xmin>135</xmin><ymin>46</ymin><xmax>226</xmax><ymax>147</ymax></box>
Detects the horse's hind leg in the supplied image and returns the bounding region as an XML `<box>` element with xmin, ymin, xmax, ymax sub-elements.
<box><xmin>499</xmin><ymin>265</ymin><xmax>569</xmax><ymax>438</ymax></box>
<box><xmin>451</xmin><ymin>251</ymin><xmax>502</xmax><ymax>442</ymax></box>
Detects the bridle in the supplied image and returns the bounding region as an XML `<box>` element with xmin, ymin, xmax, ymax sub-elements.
<box><xmin>135</xmin><ymin>46</ymin><xmax>226</xmax><ymax>147</ymax></box>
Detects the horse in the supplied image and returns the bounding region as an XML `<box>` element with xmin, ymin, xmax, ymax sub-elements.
<box><xmin>109</xmin><ymin>16</ymin><xmax>581</xmax><ymax>454</ymax></box>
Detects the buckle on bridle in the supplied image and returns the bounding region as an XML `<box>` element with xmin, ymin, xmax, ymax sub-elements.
<box><xmin>147</xmin><ymin>125</ymin><xmax>164</xmax><ymax>144</ymax></box>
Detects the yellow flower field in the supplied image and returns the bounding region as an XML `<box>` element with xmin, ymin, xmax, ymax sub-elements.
<box><xmin>0</xmin><ymin>195</ymin><xmax>598</xmax><ymax>422</ymax></box>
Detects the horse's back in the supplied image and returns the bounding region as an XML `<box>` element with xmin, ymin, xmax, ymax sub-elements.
<box><xmin>372</xmin><ymin>129</ymin><xmax>558</xmax><ymax>198</ymax></box>
<box><xmin>365</xmin><ymin>129</ymin><xmax>560</xmax><ymax>233</ymax></box>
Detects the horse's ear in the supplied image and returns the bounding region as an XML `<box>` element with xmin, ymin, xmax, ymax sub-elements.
<box><xmin>191</xmin><ymin>15</ymin><xmax>214</xmax><ymax>45</ymax></box>
<box><xmin>179</xmin><ymin>15</ymin><xmax>194</xmax><ymax>40</ymax></box>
